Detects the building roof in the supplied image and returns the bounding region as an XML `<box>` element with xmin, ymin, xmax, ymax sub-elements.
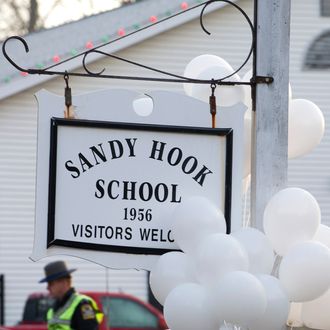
<box><xmin>0</xmin><ymin>0</ymin><xmax>229</xmax><ymax>101</ymax></box>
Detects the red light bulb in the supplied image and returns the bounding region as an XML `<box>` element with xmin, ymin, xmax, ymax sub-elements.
<box><xmin>85</xmin><ymin>41</ymin><xmax>93</xmax><ymax>49</ymax></box>
<box><xmin>181</xmin><ymin>2</ymin><xmax>188</xmax><ymax>10</ymax></box>
<box><xmin>53</xmin><ymin>55</ymin><xmax>60</xmax><ymax>63</ymax></box>
<box><xmin>118</xmin><ymin>28</ymin><xmax>126</xmax><ymax>36</ymax></box>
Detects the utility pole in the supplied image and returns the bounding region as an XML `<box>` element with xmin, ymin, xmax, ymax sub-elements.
<box><xmin>251</xmin><ymin>0</ymin><xmax>291</xmax><ymax>230</ymax></box>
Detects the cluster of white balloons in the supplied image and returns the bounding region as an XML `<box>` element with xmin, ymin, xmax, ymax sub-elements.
<box><xmin>149</xmin><ymin>200</ymin><xmax>257</xmax><ymax>329</ymax></box>
<box><xmin>149</xmin><ymin>196</ymin><xmax>279</xmax><ymax>330</ymax></box>
<box><xmin>150</xmin><ymin>192</ymin><xmax>330</xmax><ymax>330</ymax></box>
<box><xmin>150</xmin><ymin>55</ymin><xmax>330</xmax><ymax>330</ymax></box>
<box><xmin>182</xmin><ymin>54</ymin><xmax>325</xmax><ymax>180</ymax></box>
<box><xmin>148</xmin><ymin>54</ymin><xmax>328</xmax><ymax>330</ymax></box>
<box><xmin>286</xmin><ymin>223</ymin><xmax>330</xmax><ymax>329</ymax></box>
<box><xmin>264</xmin><ymin>188</ymin><xmax>330</xmax><ymax>330</ymax></box>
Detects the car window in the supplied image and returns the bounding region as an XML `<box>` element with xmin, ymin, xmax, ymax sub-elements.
<box><xmin>101</xmin><ymin>296</ymin><xmax>158</xmax><ymax>328</ymax></box>
<box><xmin>23</xmin><ymin>296</ymin><xmax>55</xmax><ymax>322</ymax></box>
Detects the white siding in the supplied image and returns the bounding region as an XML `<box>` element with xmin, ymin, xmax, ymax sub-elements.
<box><xmin>1</xmin><ymin>0</ymin><xmax>330</xmax><ymax>326</ymax></box>
<box><xmin>288</xmin><ymin>0</ymin><xmax>330</xmax><ymax>225</ymax></box>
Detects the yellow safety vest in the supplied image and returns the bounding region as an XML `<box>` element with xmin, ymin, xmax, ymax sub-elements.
<box><xmin>47</xmin><ymin>293</ymin><xmax>103</xmax><ymax>330</ymax></box>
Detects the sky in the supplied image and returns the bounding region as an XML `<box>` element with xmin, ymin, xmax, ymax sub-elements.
<box><xmin>0</xmin><ymin>0</ymin><xmax>123</xmax><ymax>41</ymax></box>
<box><xmin>39</xmin><ymin>0</ymin><xmax>122</xmax><ymax>29</ymax></box>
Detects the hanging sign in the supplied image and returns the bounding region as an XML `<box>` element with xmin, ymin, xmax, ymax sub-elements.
<box><xmin>48</xmin><ymin>118</ymin><xmax>232</xmax><ymax>255</ymax></box>
<box><xmin>32</xmin><ymin>89</ymin><xmax>245</xmax><ymax>270</ymax></box>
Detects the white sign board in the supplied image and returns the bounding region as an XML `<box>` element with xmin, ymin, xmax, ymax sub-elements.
<box><xmin>48</xmin><ymin>119</ymin><xmax>233</xmax><ymax>255</ymax></box>
<box><xmin>32</xmin><ymin>89</ymin><xmax>245</xmax><ymax>270</ymax></box>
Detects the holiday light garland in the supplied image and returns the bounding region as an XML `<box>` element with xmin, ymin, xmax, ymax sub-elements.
<box><xmin>2</xmin><ymin>1</ymin><xmax>194</xmax><ymax>85</ymax></box>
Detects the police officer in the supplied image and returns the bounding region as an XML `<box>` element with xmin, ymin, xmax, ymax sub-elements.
<box><xmin>39</xmin><ymin>260</ymin><xmax>103</xmax><ymax>330</ymax></box>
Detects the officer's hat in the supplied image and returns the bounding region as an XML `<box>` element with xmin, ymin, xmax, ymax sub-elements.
<box><xmin>39</xmin><ymin>260</ymin><xmax>77</xmax><ymax>283</ymax></box>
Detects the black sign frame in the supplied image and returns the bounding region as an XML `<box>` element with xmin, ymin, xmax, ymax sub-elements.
<box><xmin>47</xmin><ymin>118</ymin><xmax>233</xmax><ymax>255</ymax></box>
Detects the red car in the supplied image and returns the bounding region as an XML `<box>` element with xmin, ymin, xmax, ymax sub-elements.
<box><xmin>0</xmin><ymin>291</ymin><xmax>167</xmax><ymax>330</ymax></box>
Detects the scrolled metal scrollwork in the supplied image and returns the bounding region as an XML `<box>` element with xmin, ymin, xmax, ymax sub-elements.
<box><xmin>199</xmin><ymin>0</ymin><xmax>254</xmax><ymax>81</ymax></box>
<box><xmin>2</xmin><ymin>0</ymin><xmax>266</xmax><ymax>87</ymax></box>
<box><xmin>2</xmin><ymin>36</ymin><xmax>31</xmax><ymax>73</ymax></box>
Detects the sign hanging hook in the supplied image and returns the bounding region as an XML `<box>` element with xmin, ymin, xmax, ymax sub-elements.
<box><xmin>209</xmin><ymin>80</ymin><xmax>217</xmax><ymax>128</ymax></box>
<box><xmin>64</xmin><ymin>72</ymin><xmax>74</xmax><ymax>119</ymax></box>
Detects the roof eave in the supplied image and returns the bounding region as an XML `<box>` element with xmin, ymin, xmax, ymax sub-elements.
<box><xmin>0</xmin><ymin>1</ymin><xmax>232</xmax><ymax>101</ymax></box>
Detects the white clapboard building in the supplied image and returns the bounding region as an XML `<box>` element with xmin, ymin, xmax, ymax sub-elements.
<box><xmin>0</xmin><ymin>0</ymin><xmax>329</xmax><ymax>326</ymax></box>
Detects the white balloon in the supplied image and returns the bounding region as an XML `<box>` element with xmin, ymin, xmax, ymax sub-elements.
<box><xmin>149</xmin><ymin>252</ymin><xmax>197</xmax><ymax>305</ymax></box>
<box><xmin>232</xmin><ymin>227</ymin><xmax>274</xmax><ymax>275</ymax></box>
<box><xmin>219</xmin><ymin>323</ymin><xmax>238</xmax><ymax>330</ymax></box>
<box><xmin>314</xmin><ymin>224</ymin><xmax>330</xmax><ymax>248</ymax></box>
<box><xmin>288</xmin><ymin>98</ymin><xmax>325</xmax><ymax>158</ymax></box>
<box><xmin>194</xmin><ymin>233</ymin><xmax>249</xmax><ymax>287</ymax></box>
<box><xmin>190</xmin><ymin>66</ymin><xmax>245</xmax><ymax>107</ymax></box>
<box><xmin>183</xmin><ymin>54</ymin><xmax>232</xmax><ymax>95</ymax></box>
<box><xmin>302</xmin><ymin>287</ymin><xmax>330</xmax><ymax>330</ymax></box>
<box><xmin>172</xmin><ymin>196</ymin><xmax>227</xmax><ymax>254</ymax></box>
<box><xmin>263</xmin><ymin>187</ymin><xmax>321</xmax><ymax>256</ymax></box>
<box><xmin>287</xmin><ymin>303</ymin><xmax>304</xmax><ymax>328</ymax></box>
<box><xmin>132</xmin><ymin>96</ymin><xmax>153</xmax><ymax>116</ymax></box>
<box><xmin>212</xmin><ymin>271</ymin><xmax>267</xmax><ymax>327</ymax></box>
<box><xmin>164</xmin><ymin>282</ymin><xmax>218</xmax><ymax>330</ymax></box>
<box><xmin>248</xmin><ymin>274</ymin><xmax>289</xmax><ymax>330</ymax></box>
<box><xmin>279</xmin><ymin>241</ymin><xmax>330</xmax><ymax>302</ymax></box>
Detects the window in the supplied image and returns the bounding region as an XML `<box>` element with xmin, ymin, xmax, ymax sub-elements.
<box><xmin>101</xmin><ymin>296</ymin><xmax>158</xmax><ymax>328</ymax></box>
<box><xmin>22</xmin><ymin>296</ymin><xmax>55</xmax><ymax>322</ymax></box>
<box><xmin>321</xmin><ymin>0</ymin><xmax>330</xmax><ymax>16</ymax></box>
<box><xmin>304</xmin><ymin>30</ymin><xmax>330</xmax><ymax>69</ymax></box>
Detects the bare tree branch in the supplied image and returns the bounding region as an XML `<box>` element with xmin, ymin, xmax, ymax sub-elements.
<box><xmin>0</xmin><ymin>0</ymin><xmax>137</xmax><ymax>40</ymax></box>
<box><xmin>8</xmin><ymin>0</ymin><xmax>26</xmax><ymax>30</ymax></box>
<box><xmin>28</xmin><ymin>0</ymin><xmax>39</xmax><ymax>32</ymax></box>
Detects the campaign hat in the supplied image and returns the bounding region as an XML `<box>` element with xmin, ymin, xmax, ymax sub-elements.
<box><xmin>39</xmin><ymin>260</ymin><xmax>76</xmax><ymax>283</ymax></box>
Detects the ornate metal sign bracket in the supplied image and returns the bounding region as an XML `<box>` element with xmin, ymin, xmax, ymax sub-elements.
<box><xmin>2</xmin><ymin>0</ymin><xmax>273</xmax><ymax>92</ymax></box>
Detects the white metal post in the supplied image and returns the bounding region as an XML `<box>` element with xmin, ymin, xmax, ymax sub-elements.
<box><xmin>251</xmin><ymin>0</ymin><xmax>291</xmax><ymax>230</ymax></box>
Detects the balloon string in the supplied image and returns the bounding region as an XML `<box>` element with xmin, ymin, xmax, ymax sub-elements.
<box><xmin>223</xmin><ymin>321</ymin><xmax>244</xmax><ymax>330</ymax></box>
<box><xmin>242</xmin><ymin>175</ymin><xmax>251</xmax><ymax>228</ymax></box>
<box><xmin>271</xmin><ymin>253</ymin><xmax>282</xmax><ymax>277</ymax></box>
